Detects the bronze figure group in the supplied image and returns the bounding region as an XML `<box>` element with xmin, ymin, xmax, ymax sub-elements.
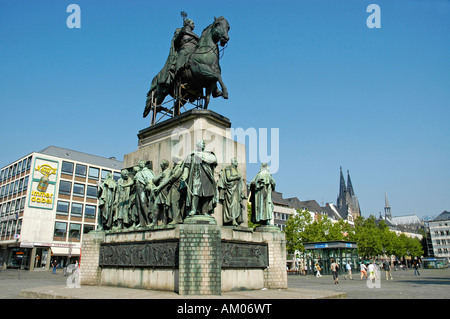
<box><xmin>97</xmin><ymin>140</ymin><xmax>278</xmax><ymax>231</ymax></box>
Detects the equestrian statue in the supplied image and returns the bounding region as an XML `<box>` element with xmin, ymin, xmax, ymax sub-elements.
<box><xmin>143</xmin><ymin>14</ymin><xmax>230</xmax><ymax>124</ymax></box>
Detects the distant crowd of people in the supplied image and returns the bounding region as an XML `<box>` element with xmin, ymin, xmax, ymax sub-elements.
<box><xmin>289</xmin><ymin>257</ymin><xmax>423</xmax><ymax>284</ymax></box>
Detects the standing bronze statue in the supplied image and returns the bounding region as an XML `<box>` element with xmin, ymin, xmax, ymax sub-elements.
<box><xmin>97</xmin><ymin>172</ymin><xmax>117</xmax><ymax>231</ymax></box>
<box><xmin>250</xmin><ymin>163</ymin><xmax>276</xmax><ymax>226</ymax></box>
<box><xmin>153</xmin><ymin>156</ymin><xmax>186</xmax><ymax>224</ymax></box>
<box><xmin>151</xmin><ymin>159</ymin><xmax>172</xmax><ymax>226</ymax></box>
<box><xmin>181</xmin><ymin>140</ymin><xmax>218</xmax><ymax>217</ymax></box>
<box><xmin>218</xmin><ymin>158</ymin><xmax>246</xmax><ymax>226</ymax></box>
<box><xmin>113</xmin><ymin>169</ymin><xmax>134</xmax><ymax>230</ymax></box>
<box><xmin>134</xmin><ymin>159</ymin><xmax>155</xmax><ymax>227</ymax></box>
<box><xmin>144</xmin><ymin>15</ymin><xmax>230</xmax><ymax>122</ymax></box>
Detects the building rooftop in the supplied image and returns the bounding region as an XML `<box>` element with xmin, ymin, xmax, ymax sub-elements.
<box><xmin>432</xmin><ymin>211</ymin><xmax>450</xmax><ymax>222</ymax></box>
<box><xmin>390</xmin><ymin>214</ymin><xmax>422</xmax><ymax>225</ymax></box>
<box><xmin>39</xmin><ymin>146</ymin><xmax>123</xmax><ymax>171</ymax></box>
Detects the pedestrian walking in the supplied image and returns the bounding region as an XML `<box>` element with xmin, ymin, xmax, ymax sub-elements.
<box><xmin>360</xmin><ymin>262</ymin><xmax>367</xmax><ymax>280</ymax></box>
<box><xmin>51</xmin><ymin>259</ymin><xmax>58</xmax><ymax>274</ymax></box>
<box><xmin>413</xmin><ymin>260</ymin><xmax>421</xmax><ymax>276</ymax></box>
<box><xmin>330</xmin><ymin>259</ymin><xmax>339</xmax><ymax>284</ymax></box>
<box><xmin>315</xmin><ymin>262</ymin><xmax>322</xmax><ymax>277</ymax></box>
<box><xmin>368</xmin><ymin>261</ymin><xmax>378</xmax><ymax>282</ymax></box>
<box><xmin>344</xmin><ymin>261</ymin><xmax>353</xmax><ymax>280</ymax></box>
<box><xmin>383</xmin><ymin>259</ymin><xmax>393</xmax><ymax>280</ymax></box>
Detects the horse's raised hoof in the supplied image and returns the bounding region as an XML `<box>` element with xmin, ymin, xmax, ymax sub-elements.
<box><xmin>212</xmin><ymin>91</ymin><xmax>223</xmax><ymax>98</ymax></box>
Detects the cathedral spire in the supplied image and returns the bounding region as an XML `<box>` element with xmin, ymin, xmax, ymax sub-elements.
<box><xmin>337</xmin><ymin>166</ymin><xmax>346</xmax><ymax>208</ymax></box>
<box><xmin>347</xmin><ymin>169</ymin><xmax>355</xmax><ymax>196</ymax></box>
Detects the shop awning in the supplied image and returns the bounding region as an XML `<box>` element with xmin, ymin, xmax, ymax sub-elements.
<box><xmin>51</xmin><ymin>247</ymin><xmax>80</xmax><ymax>256</ymax></box>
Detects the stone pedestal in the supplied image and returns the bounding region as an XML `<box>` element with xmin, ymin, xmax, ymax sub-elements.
<box><xmin>79</xmin><ymin>224</ymin><xmax>287</xmax><ymax>294</ymax></box>
<box><xmin>178</xmin><ymin>220</ymin><xmax>221</xmax><ymax>295</ymax></box>
<box><xmin>80</xmin><ymin>231</ymin><xmax>105</xmax><ymax>285</ymax></box>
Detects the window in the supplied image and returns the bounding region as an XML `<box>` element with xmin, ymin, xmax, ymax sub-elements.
<box><xmin>86</xmin><ymin>185</ymin><xmax>98</xmax><ymax>198</ymax></box>
<box><xmin>62</xmin><ymin>161</ymin><xmax>74</xmax><ymax>175</ymax></box>
<box><xmin>21</xmin><ymin>158</ymin><xmax>27</xmax><ymax>173</ymax></box>
<box><xmin>12</xmin><ymin>164</ymin><xmax>17</xmax><ymax>177</ymax></box>
<box><xmin>69</xmin><ymin>223</ymin><xmax>81</xmax><ymax>240</ymax></box>
<box><xmin>85</xmin><ymin>205</ymin><xmax>96</xmax><ymax>219</ymax></box>
<box><xmin>19</xmin><ymin>197</ymin><xmax>25</xmax><ymax>211</ymax></box>
<box><xmin>18</xmin><ymin>178</ymin><xmax>24</xmax><ymax>193</ymax></box>
<box><xmin>59</xmin><ymin>180</ymin><xmax>72</xmax><ymax>195</ymax></box>
<box><xmin>17</xmin><ymin>161</ymin><xmax>22</xmax><ymax>174</ymax></box>
<box><xmin>16</xmin><ymin>219</ymin><xmax>22</xmax><ymax>236</ymax></box>
<box><xmin>75</xmin><ymin>164</ymin><xmax>87</xmax><ymax>177</ymax></box>
<box><xmin>88</xmin><ymin>167</ymin><xmax>99</xmax><ymax>180</ymax></box>
<box><xmin>26</xmin><ymin>156</ymin><xmax>32</xmax><ymax>171</ymax></box>
<box><xmin>83</xmin><ymin>224</ymin><xmax>95</xmax><ymax>234</ymax></box>
<box><xmin>13</xmin><ymin>180</ymin><xmax>19</xmax><ymax>194</ymax></box>
<box><xmin>71</xmin><ymin>202</ymin><xmax>83</xmax><ymax>217</ymax></box>
<box><xmin>15</xmin><ymin>198</ymin><xmax>21</xmax><ymax>212</ymax></box>
<box><xmin>23</xmin><ymin>176</ymin><xmax>29</xmax><ymax>191</ymax></box>
<box><xmin>73</xmin><ymin>183</ymin><xmax>85</xmax><ymax>197</ymax></box>
<box><xmin>113</xmin><ymin>172</ymin><xmax>121</xmax><ymax>182</ymax></box>
<box><xmin>0</xmin><ymin>169</ymin><xmax>4</xmax><ymax>181</ymax></box>
<box><xmin>54</xmin><ymin>222</ymin><xmax>67</xmax><ymax>239</ymax></box>
<box><xmin>56</xmin><ymin>201</ymin><xmax>70</xmax><ymax>215</ymax></box>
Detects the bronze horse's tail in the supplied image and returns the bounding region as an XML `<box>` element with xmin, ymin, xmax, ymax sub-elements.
<box><xmin>143</xmin><ymin>89</ymin><xmax>153</xmax><ymax>118</ymax></box>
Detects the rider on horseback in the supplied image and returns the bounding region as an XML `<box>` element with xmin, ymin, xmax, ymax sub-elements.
<box><xmin>173</xmin><ymin>19</ymin><xmax>199</xmax><ymax>76</ymax></box>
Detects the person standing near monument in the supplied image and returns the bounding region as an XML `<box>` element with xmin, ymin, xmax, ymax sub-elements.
<box><xmin>134</xmin><ymin>159</ymin><xmax>155</xmax><ymax>227</ymax></box>
<box><xmin>218</xmin><ymin>157</ymin><xmax>246</xmax><ymax>226</ymax></box>
<box><xmin>330</xmin><ymin>259</ymin><xmax>340</xmax><ymax>284</ymax></box>
<box><xmin>344</xmin><ymin>261</ymin><xmax>353</xmax><ymax>280</ymax></box>
<box><xmin>383</xmin><ymin>259</ymin><xmax>394</xmax><ymax>280</ymax></box>
<box><xmin>97</xmin><ymin>172</ymin><xmax>116</xmax><ymax>231</ymax></box>
<box><xmin>150</xmin><ymin>159</ymin><xmax>172</xmax><ymax>226</ymax></box>
<box><xmin>250</xmin><ymin>163</ymin><xmax>276</xmax><ymax>226</ymax></box>
<box><xmin>181</xmin><ymin>140</ymin><xmax>218</xmax><ymax>217</ymax></box>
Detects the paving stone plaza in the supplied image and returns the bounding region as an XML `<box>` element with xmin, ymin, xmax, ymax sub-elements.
<box><xmin>1</xmin><ymin>268</ymin><xmax>449</xmax><ymax>299</ymax></box>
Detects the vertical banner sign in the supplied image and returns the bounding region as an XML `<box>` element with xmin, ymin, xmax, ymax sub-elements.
<box><xmin>28</xmin><ymin>157</ymin><xmax>59</xmax><ymax>210</ymax></box>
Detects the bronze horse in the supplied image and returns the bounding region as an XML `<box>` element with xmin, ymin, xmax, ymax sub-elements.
<box><xmin>143</xmin><ymin>17</ymin><xmax>230</xmax><ymax>120</ymax></box>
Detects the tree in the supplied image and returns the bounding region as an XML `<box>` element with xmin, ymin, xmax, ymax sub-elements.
<box><xmin>352</xmin><ymin>216</ymin><xmax>383</xmax><ymax>259</ymax></box>
<box><xmin>284</xmin><ymin>209</ymin><xmax>313</xmax><ymax>253</ymax></box>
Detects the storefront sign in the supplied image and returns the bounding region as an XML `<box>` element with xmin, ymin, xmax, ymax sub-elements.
<box><xmin>28</xmin><ymin>157</ymin><xmax>59</xmax><ymax>210</ymax></box>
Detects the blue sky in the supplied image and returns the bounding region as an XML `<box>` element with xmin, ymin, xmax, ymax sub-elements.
<box><xmin>1</xmin><ymin>0</ymin><xmax>449</xmax><ymax>218</ymax></box>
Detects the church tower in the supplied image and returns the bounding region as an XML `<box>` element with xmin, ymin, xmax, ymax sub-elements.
<box><xmin>336</xmin><ymin>167</ymin><xmax>361</xmax><ymax>221</ymax></box>
<box><xmin>384</xmin><ymin>193</ymin><xmax>392</xmax><ymax>221</ymax></box>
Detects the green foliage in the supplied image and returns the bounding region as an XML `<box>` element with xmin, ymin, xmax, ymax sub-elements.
<box><xmin>284</xmin><ymin>209</ymin><xmax>312</xmax><ymax>253</ymax></box>
<box><xmin>284</xmin><ymin>209</ymin><xmax>355</xmax><ymax>253</ymax></box>
<box><xmin>284</xmin><ymin>212</ymin><xmax>424</xmax><ymax>259</ymax></box>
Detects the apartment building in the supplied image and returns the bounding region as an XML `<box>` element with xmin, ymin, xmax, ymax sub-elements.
<box><xmin>0</xmin><ymin>146</ymin><xmax>122</xmax><ymax>270</ymax></box>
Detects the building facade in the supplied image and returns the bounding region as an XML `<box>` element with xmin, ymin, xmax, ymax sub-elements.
<box><xmin>0</xmin><ymin>146</ymin><xmax>122</xmax><ymax>270</ymax></box>
<box><xmin>428</xmin><ymin>211</ymin><xmax>450</xmax><ymax>262</ymax></box>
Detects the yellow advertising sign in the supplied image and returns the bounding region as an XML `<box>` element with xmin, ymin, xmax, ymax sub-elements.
<box><xmin>29</xmin><ymin>157</ymin><xmax>59</xmax><ymax>210</ymax></box>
